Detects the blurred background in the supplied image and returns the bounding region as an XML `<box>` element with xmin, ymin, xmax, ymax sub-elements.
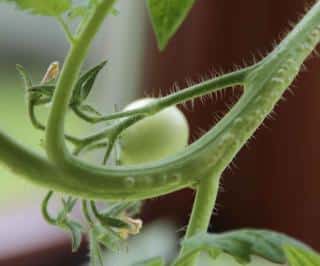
<box><xmin>0</xmin><ymin>0</ymin><xmax>320</xmax><ymax>265</ymax></box>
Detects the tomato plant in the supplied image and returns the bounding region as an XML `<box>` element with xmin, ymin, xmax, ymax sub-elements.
<box><xmin>0</xmin><ymin>0</ymin><xmax>320</xmax><ymax>266</ymax></box>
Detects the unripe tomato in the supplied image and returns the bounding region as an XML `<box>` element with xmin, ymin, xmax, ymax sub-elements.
<box><xmin>118</xmin><ymin>98</ymin><xmax>189</xmax><ymax>165</ymax></box>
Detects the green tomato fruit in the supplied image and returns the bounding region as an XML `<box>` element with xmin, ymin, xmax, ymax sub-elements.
<box><xmin>118</xmin><ymin>98</ymin><xmax>189</xmax><ymax>165</ymax></box>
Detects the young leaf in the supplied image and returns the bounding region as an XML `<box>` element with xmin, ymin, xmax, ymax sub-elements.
<box><xmin>89</xmin><ymin>229</ymin><xmax>104</xmax><ymax>266</ymax></box>
<box><xmin>90</xmin><ymin>201</ymin><xmax>130</xmax><ymax>229</ymax></box>
<box><xmin>107</xmin><ymin>201</ymin><xmax>142</xmax><ymax>217</ymax></box>
<box><xmin>2</xmin><ymin>0</ymin><xmax>72</xmax><ymax>16</ymax></box>
<box><xmin>132</xmin><ymin>257</ymin><xmax>165</xmax><ymax>266</ymax></box>
<box><xmin>29</xmin><ymin>85</ymin><xmax>55</xmax><ymax>97</ymax></box>
<box><xmin>62</xmin><ymin>197</ymin><xmax>78</xmax><ymax>213</ymax></box>
<box><xmin>71</xmin><ymin>60</ymin><xmax>108</xmax><ymax>106</ymax></box>
<box><xmin>77</xmin><ymin>104</ymin><xmax>102</xmax><ymax>116</ymax></box>
<box><xmin>67</xmin><ymin>6</ymin><xmax>87</xmax><ymax>20</ymax></box>
<box><xmin>56</xmin><ymin>196</ymin><xmax>77</xmax><ymax>223</ymax></box>
<box><xmin>64</xmin><ymin>220</ymin><xmax>83</xmax><ymax>252</ymax></box>
<box><xmin>284</xmin><ymin>245</ymin><xmax>320</xmax><ymax>266</ymax></box>
<box><xmin>16</xmin><ymin>64</ymin><xmax>32</xmax><ymax>89</ymax></box>
<box><xmin>146</xmin><ymin>0</ymin><xmax>196</xmax><ymax>50</ymax></box>
<box><xmin>98</xmin><ymin>215</ymin><xmax>130</xmax><ymax>229</ymax></box>
<box><xmin>41</xmin><ymin>192</ymin><xmax>82</xmax><ymax>252</ymax></box>
<box><xmin>176</xmin><ymin>229</ymin><xmax>313</xmax><ymax>265</ymax></box>
<box><xmin>21</xmin><ymin>61</ymin><xmax>107</xmax><ymax>108</ymax></box>
<box><xmin>93</xmin><ymin>224</ymin><xmax>123</xmax><ymax>252</ymax></box>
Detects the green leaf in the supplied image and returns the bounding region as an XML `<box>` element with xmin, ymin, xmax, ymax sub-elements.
<box><xmin>98</xmin><ymin>215</ymin><xmax>130</xmax><ymax>229</ymax></box>
<box><xmin>106</xmin><ymin>201</ymin><xmax>142</xmax><ymax>217</ymax></box>
<box><xmin>29</xmin><ymin>85</ymin><xmax>55</xmax><ymax>98</ymax></box>
<box><xmin>16</xmin><ymin>64</ymin><xmax>41</xmax><ymax>104</ymax></box>
<box><xmin>132</xmin><ymin>256</ymin><xmax>165</xmax><ymax>266</ymax></box>
<box><xmin>62</xmin><ymin>197</ymin><xmax>78</xmax><ymax>213</ymax></box>
<box><xmin>56</xmin><ymin>196</ymin><xmax>77</xmax><ymax>223</ymax></box>
<box><xmin>16</xmin><ymin>64</ymin><xmax>32</xmax><ymax>89</ymax></box>
<box><xmin>67</xmin><ymin>6</ymin><xmax>87</xmax><ymax>20</ymax></box>
<box><xmin>64</xmin><ymin>220</ymin><xmax>83</xmax><ymax>252</ymax></box>
<box><xmin>111</xmin><ymin>7</ymin><xmax>119</xmax><ymax>16</ymax></box>
<box><xmin>23</xmin><ymin>60</ymin><xmax>107</xmax><ymax>108</ymax></box>
<box><xmin>92</xmin><ymin>224</ymin><xmax>123</xmax><ymax>252</ymax></box>
<box><xmin>89</xmin><ymin>229</ymin><xmax>104</xmax><ymax>266</ymax></box>
<box><xmin>43</xmin><ymin>194</ymin><xmax>82</xmax><ymax>253</ymax></box>
<box><xmin>71</xmin><ymin>60</ymin><xmax>108</xmax><ymax>106</ymax></box>
<box><xmin>90</xmin><ymin>201</ymin><xmax>130</xmax><ymax>229</ymax></box>
<box><xmin>284</xmin><ymin>245</ymin><xmax>320</xmax><ymax>266</ymax></box>
<box><xmin>176</xmin><ymin>229</ymin><xmax>313</xmax><ymax>265</ymax></box>
<box><xmin>28</xmin><ymin>85</ymin><xmax>54</xmax><ymax>105</ymax></box>
<box><xmin>2</xmin><ymin>0</ymin><xmax>72</xmax><ymax>16</ymax></box>
<box><xmin>146</xmin><ymin>0</ymin><xmax>196</xmax><ymax>50</ymax></box>
<box><xmin>77</xmin><ymin>104</ymin><xmax>102</xmax><ymax>116</ymax></box>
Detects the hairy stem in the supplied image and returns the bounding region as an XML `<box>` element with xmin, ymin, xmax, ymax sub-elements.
<box><xmin>80</xmin><ymin>67</ymin><xmax>252</xmax><ymax>123</ymax></box>
<box><xmin>0</xmin><ymin>1</ymin><xmax>319</xmax><ymax>201</ymax></box>
<box><xmin>178</xmin><ymin>172</ymin><xmax>221</xmax><ymax>266</ymax></box>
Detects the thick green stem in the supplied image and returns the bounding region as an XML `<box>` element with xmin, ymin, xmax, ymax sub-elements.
<box><xmin>0</xmin><ymin>1</ymin><xmax>319</xmax><ymax>201</ymax></box>
<box><xmin>178</xmin><ymin>172</ymin><xmax>221</xmax><ymax>266</ymax></box>
<box><xmin>46</xmin><ymin>0</ymin><xmax>117</xmax><ymax>165</ymax></box>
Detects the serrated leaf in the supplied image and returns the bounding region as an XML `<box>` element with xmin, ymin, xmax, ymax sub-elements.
<box><xmin>71</xmin><ymin>60</ymin><xmax>107</xmax><ymax>106</ymax></box>
<box><xmin>146</xmin><ymin>0</ymin><xmax>196</xmax><ymax>50</ymax></box>
<box><xmin>132</xmin><ymin>256</ymin><xmax>165</xmax><ymax>266</ymax></box>
<box><xmin>284</xmin><ymin>245</ymin><xmax>320</xmax><ymax>266</ymax></box>
<box><xmin>2</xmin><ymin>0</ymin><xmax>72</xmax><ymax>16</ymax></box>
<box><xmin>175</xmin><ymin>229</ymin><xmax>313</xmax><ymax>265</ymax></box>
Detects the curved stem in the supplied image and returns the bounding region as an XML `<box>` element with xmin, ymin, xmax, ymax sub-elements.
<box><xmin>41</xmin><ymin>191</ymin><xmax>56</xmax><ymax>225</ymax></box>
<box><xmin>46</xmin><ymin>0</ymin><xmax>117</xmax><ymax>165</ymax></box>
<box><xmin>79</xmin><ymin>67</ymin><xmax>252</xmax><ymax>124</ymax></box>
<box><xmin>0</xmin><ymin>1</ymin><xmax>318</xmax><ymax>201</ymax></box>
<box><xmin>75</xmin><ymin>141</ymin><xmax>108</xmax><ymax>156</ymax></box>
<box><xmin>178</xmin><ymin>172</ymin><xmax>221</xmax><ymax>266</ymax></box>
<box><xmin>28</xmin><ymin>100</ymin><xmax>45</xmax><ymax>130</ymax></box>
<box><xmin>28</xmin><ymin>102</ymin><xmax>82</xmax><ymax>146</ymax></box>
<box><xmin>82</xmin><ymin>200</ymin><xmax>94</xmax><ymax>225</ymax></box>
<box><xmin>72</xmin><ymin>115</ymin><xmax>143</xmax><ymax>156</ymax></box>
<box><xmin>72</xmin><ymin>105</ymin><xmax>104</xmax><ymax>124</ymax></box>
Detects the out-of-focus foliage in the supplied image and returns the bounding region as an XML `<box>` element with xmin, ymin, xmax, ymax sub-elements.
<box><xmin>0</xmin><ymin>0</ymin><xmax>72</xmax><ymax>16</ymax></box>
<box><xmin>176</xmin><ymin>230</ymin><xmax>316</xmax><ymax>265</ymax></box>
<box><xmin>146</xmin><ymin>0</ymin><xmax>196</xmax><ymax>50</ymax></box>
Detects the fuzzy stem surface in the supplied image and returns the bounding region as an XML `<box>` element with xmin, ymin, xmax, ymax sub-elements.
<box><xmin>178</xmin><ymin>172</ymin><xmax>221</xmax><ymax>266</ymax></box>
